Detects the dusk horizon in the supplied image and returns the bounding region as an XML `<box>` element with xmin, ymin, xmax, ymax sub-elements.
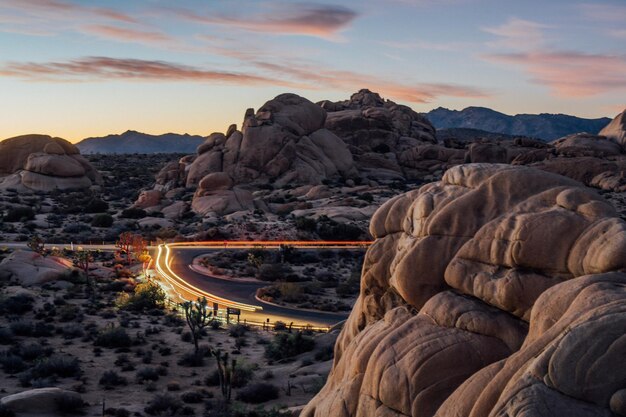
<box><xmin>1</xmin><ymin>0</ymin><xmax>625</xmax><ymax>141</ymax></box>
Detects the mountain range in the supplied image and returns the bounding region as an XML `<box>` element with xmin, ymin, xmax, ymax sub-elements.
<box><xmin>72</xmin><ymin>106</ymin><xmax>615</xmax><ymax>154</ymax></box>
<box><xmin>426</xmin><ymin>107</ymin><xmax>612</xmax><ymax>141</ymax></box>
<box><xmin>76</xmin><ymin>130</ymin><xmax>205</xmax><ymax>154</ymax></box>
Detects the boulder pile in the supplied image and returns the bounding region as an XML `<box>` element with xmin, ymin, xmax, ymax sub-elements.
<box><xmin>302</xmin><ymin>163</ymin><xmax>626</xmax><ymax>417</ymax></box>
<box><xmin>0</xmin><ymin>134</ymin><xmax>102</xmax><ymax>191</ymax></box>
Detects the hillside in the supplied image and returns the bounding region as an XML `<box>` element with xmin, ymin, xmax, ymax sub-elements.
<box><xmin>427</xmin><ymin>106</ymin><xmax>611</xmax><ymax>140</ymax></box>
<box><xmin>76</xmin><ymin>130</ymin><xmax>206</xmax><ymax>154</ymax></box>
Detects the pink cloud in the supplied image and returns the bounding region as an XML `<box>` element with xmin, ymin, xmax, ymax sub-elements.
<box><xmin>484</xmin><ymin>51</ymin><xmax>626</xmax><ymax>97</ymax></box>
<box><xmin>174</xmin><ymin>3</ymin><xmax>358</xmax><ymax>40</ymax></box>
<box><xmin>82</xmin><ymin>24</ymin><xmax>172</xmax><ymax>44</ymax></box>
<box><xmin>0</xmin><ymin>57</ymin><xmax>304</xmax><ymax>88</ymax></box>
<box><xmin>482</xmin><ymin>18</ymin><xmax>550</xmax><ymax>51</ymax></box>
<box><xmin>1</xmin><ymin>0</ymin><xmax>135</xmax><ymax>23</ymax></box>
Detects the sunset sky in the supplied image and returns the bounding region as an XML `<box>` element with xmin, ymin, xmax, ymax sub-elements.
<box><xmin>1</xmin><ymin>0</ymin><xmax>625</xmax><ymax>142</ymax></box>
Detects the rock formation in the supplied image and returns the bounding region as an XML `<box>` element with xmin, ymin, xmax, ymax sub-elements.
<box><xmin>321</xmin><ymin>89</ymin><xmax>438</xmax><ymax>180</ymax></box>
<box><xmin>302</xmin><ymin>163</ymin><xmax>626</xmax><ymax>417</ymax></box>
<box><xmin>599</xmin><ymin>109</ymin><xmax>626</xmax><ymax>148</ymax></box>
<box><xmin>0</xmin><ymin>251</ymin><xmax>73</xmax><ymax>286</ymax></box>
<box><xmin>0</xmin><ymin>134</ymin><xmax>102</xmax><ymax>192</ymax></box>
<box><xmin>0</xmin><ymin>388</ymin><xmax>83</xmax><ymax>415</ymax></box>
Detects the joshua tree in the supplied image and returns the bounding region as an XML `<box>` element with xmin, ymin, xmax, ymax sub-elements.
<box><xmin>181</xmin><ymin>297</ymin><xmax>213</xmax><ymax>354</ymax></box>
<box><xmin>27</xmin><ymin>234</ymin><xmax>45</xmax><ymax>256</ymax></box>
<box><xmin>212</xmin><ymin>348</ymin><xmax>236</xmax><ymax>402</ymax></box>
<box><xmin>247</xmin><ymin>253</ymin><xmax>263</xmax><ymax>270</ymax></box>
<box><xmin>74</xmin><ymin>249</ymin><xmax>95</xmax><ymax>300</ymax></box>
<box><xmin>116</xmin><ymin>231</ymin><xmax>135</xmax><ymax>265</ymax></box>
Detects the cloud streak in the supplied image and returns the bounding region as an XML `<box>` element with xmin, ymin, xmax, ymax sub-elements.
<box><xmin>175</xmin><ymin>3</ymin><xmax>358</xmax><ymax>40</ymax></box>
<box><xmin>0</xmin><ymin>57</ymin><xmax>302</xmax><ymax>87</ymax></box>
<box><xmin>81</xmin><ymin>24</ymin><xmax>172</xmax><ymax>44</ymax></box>
<box><xmin>482</xmin><ymin>17</ymin><xmax>550</xmax><ymax>51</ymax></box>
<box><xmin>484</xmin><ymin>51</ymin><xmax>626</xmax><ymax>97</ymax></box>
<box><xmin>0</xmin><ymin>55</ymin><xmax>488</xmax><ymax>104</ymax></box>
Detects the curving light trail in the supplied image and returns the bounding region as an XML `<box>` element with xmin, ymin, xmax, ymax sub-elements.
<box><xmin>153</xmin><ymin>240</ymin><xmax>373</xmax><ymax>316</ymax></box>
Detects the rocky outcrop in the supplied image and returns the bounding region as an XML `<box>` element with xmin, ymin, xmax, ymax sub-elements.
<box><xmin>0</xmin><ymin>134</ymin><xmax>102</xmax><ymax>191</ymax></box>
<box><xmin>0</xmin><ymin>251</ymin><xmax>73</xmax><ymax>286</ymax></box>
<box><xmin>599</xmin><ymin>109</ymin><xmax>626</xmax><ymax>148</ymax></box>
<box><xmin>321</xmin><ymin>89</ymin><xmax>438</xmax><ymax>180</ymax></box>
<box><xmin>302</xmin><ymin>164</ymin><xmax>626</xmax><ymax>417</ymax></box>
<box><xmin>146</xmin><ymin>93</ymin><xmax>360</xmax><ymax>217</ymax></box>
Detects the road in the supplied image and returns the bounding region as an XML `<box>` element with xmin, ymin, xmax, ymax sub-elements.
<box><xmin>1</xmin><ymin>240</ymin><xmax>371</xmax><ymax>330</ymax></box>
<box><xmin>154</xmin><ymin>241</ymin><xmax>371</xmax><ymax>330</ymax></box>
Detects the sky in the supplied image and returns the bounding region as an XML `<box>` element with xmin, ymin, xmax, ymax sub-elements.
<box><xmin>0</xmin><ymin>0</ymin><xmax>625</xmax><ymax>142</ymax></box>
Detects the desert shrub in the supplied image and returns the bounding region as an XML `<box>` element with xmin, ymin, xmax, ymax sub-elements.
<box><xmin>119</xmin><ymin>280</ymin><xmax>166</xmax><ymax>311</ymax></box>
<box><xmin>236</xmin><ymin>382</ymin><xmax>279</xmax><ymax>404</ymax></box>
<box><xmin>120</xmin><ymin>208</ymin><xmax>147</xmax><ymax>219</ymax></box>
<box><xmin>265</xmin><ymin>331</ymin><xmax>315</xmax><ymax>361</ymax></box>
<box><xmin>94</xmin><ymin>326</ymin><xmax>132</xmax><ymax>349</ymax></box>
<box><xmin>5</xmin><ymin>207</ymin><xmax>35</xmax><ymax>222</ymax></box>
<box><xmin>0</xmin><ymin>293</ymin><xmax>34</xmax><ymax>315</ymax></box>
<box><xmin>61</xmin><ymin>324</ymin><xmax>84</xmax><ymax>339</ymax></box>
<box><xmin>257</xmin><ymin>263</ymin><xmax>293</xmax><ymax>282</ymax></box>
<box><xmin>294</xmin><ymin>216</ymin><xmax>316</xmax><ymax>232</ymax></box>
<box><xmin>99</xmin><ymin>370</ymin><xmax>127</xmax><ymax>389</ymax></box>
<box><xmin>317</xmin><ymin>217</ymin><xmax>363</xmax><ymax>241</ymax></box>
<box><xmin>9</xmin><ymin>321</ymin><xmax>33</xmax><ymax>336</ymax></box>
<box><xmin>232</xmin><ymin>362</ymin><xmax>255</xmax><ymax>388</ymax></box>
<box><xmin>273</xmin><ymin>321</ymin><xmax>287</xmax><ymax>331</ymax></box>
<box><xmin>84</xmin><ymin>198</ymin><xmax>109</xmax><ymax>213</ymax></box>
<box><xmin>31</xmin><ymin>354</ymin><xmax>81</xmax><ymax>379</ymax></box>
<box><xmin>0</xmin><ymin>353</ymin><xmax>27</xmax><ymax>374</ymax></box>
<box><xmin>15</xmin><ymin>342</ymin><xmax>51</xmax><ymax>361</ymax></box>
<box><xmin>144</xmin><ymin>393</ymin><xmax>183</xmax><ymax>416</ymax></box>
<box><xmin>180</xmin><ymin>390</ymin><xmax>204</xmax><ymax>403</ymax></box>
<box><xmin>136</xmin><ymin>367</ymin><xmax>160</xmax><ymax>383</ymax></box>
<box><xmin>91</xmin><ymin>213</ymin><xmax>114</xmax><ymax>227</ymax></box>
<box><xmin>228</xmin><ymin>324</ymin><xmax>250</xmax><ymax>338</ymax></box>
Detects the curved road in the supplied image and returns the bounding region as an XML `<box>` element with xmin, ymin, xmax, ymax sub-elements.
<box><xmin>155</xmin><ymin>242</ymin><xmax>371</xmax><ymax>329</ymax></box>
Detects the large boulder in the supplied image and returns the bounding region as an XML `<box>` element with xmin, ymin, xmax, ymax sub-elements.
<box><xmin>0</xmin><ymin>134</ymin><xmax>101</xmax><ymax>191</ymax></box>
<box><xmin>0</xmin><ymin>251</ymin><xmax>73</xmax><ymax>286</ymax></box>
<box><xmin>0</xmin><ymin>388</ymin><xmax>83</xmax><ymax>415</ymax></box>
<box><xmin>599</xmin><ymin>109</ymin><xmax>626</xmax><ymax>148</ymax></box>
<box><xmin>302</xmin><ymin>164</ymin><xmax>626</xmax><ymax>417</ymax></box>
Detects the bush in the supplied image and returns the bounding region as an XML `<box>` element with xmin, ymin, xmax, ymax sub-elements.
<box><xmin>265</xmin><ymin>331</ymin><xmax>315</xmax><ymax>361</ymax></box>
<box><xmin>236</xmin><ymin>382</ymin><xmax>280</xmax><ymax>404</ymax></box>
<box><xmin>31</xmin><ymin>354</ymin><xmax>81</xmax><ymax>379</ymax></box>
<box><xmin>5</xmin><ymin>207</ymin><xmax>35</xmax><ymax>222</ymax></box>
<box><xmin>136</xmin><ymin>367</ymin><xmax>160</xmax><ymax>383</ymax></box>
<box><xmin>94</xmin><ymin>326</ymin><xmax>132</xmax><ymax>349</ymax></box>
<box><xmin>294</xmin><ymin>216</ymin><xmax>316</xmax><ymax>232</ymax></box>
<box><xmin>91</xmin><ymin>213</ymin><xmax>114</xmax><ymax>227</ymax></box>
<box><xmin>15</xmin><ymin>342</ymin><xmax>50</xmax><ymax>361</ymax></box>
<box><xmin>99</xmin><ymin>370</ymin><xmax>127</xmax><ymax>389</ymax></box>
<box><xmin>180</xmin><ymin>390</ymin><xmax>204</xmax><ymax>403</ymax></box>
<box><xmin>228</xmin><ymin>324</ymin><xmax>250</xmax><ymax>338</ymax></box>
<box><xmin>120</xmin><ymin>208</ymin><xmax>147</xmax><ymax>219</ymax></box>
<box><xmin>119</xmin><ymin>279</ymin><xmax>166</xmax><ymax>311</ymax></box>
<box><xmin>84</xmin><ymin>199</ymin><xmax>109</xmax><ymax>213</ymax></box>
<box><xmin>0</xmin><ymin>328</ymin><xmax>14</xmax><ymax>345</ymax></box>
<box><xmin>0</xmin><ymin>294</ymin><xmax>34</xmax><ymax>315</ymax></box>
<box><xmin>0</xmin><ymin>353</ymin><xmax>27</xmax><ymax>374</ymax></box>
<box><xmin>144</xmin><ymin>393</ymin><xmax>183</xmax><ymax>416</ymax></box>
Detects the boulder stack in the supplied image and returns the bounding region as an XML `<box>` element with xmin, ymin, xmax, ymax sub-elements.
<box><xmin>302</xmin><ymin>164</ymin><xmax>626</xmax><ymax>417</ymax></box>
<box><xmin>0</xmin><ymin>134</ymin><xmax>102</xmax><ymax>191</ymax></box>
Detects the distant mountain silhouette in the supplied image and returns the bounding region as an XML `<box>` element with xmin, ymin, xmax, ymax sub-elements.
<box><xmin>426</xmin><ymin>107</ymin><xmax>611</xmax><ymax>141</ymax></box>
<box><xmin>76</xmin><ymin>130</ymin><xmax>206</xmax><ymax>154</ymax></box>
